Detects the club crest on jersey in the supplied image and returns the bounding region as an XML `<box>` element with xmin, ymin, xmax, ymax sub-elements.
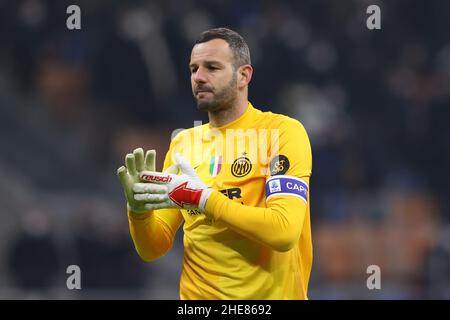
<box><xmin>209</xmin><ymin>155</ymin><xmax>222</xmax><ymax>177</ymax></box>
<box><xmin>270</xmin><ymin>155</ymin><xmax>290</xmax><ymax>175</ymax></box>
<box><xmin>231</xmin><ymin>155</ymin><xmax>252</xmax><ymax>177</ymax></box>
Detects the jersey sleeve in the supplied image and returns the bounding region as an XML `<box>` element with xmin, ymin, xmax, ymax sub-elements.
<box><xmin>204</xmin><ymin>118</ymin><xmax>312</xmax><ymax>252</ymax></box>
<box><xmin>127</xmin><ymin>139</ymin><xmax>184</xmax><ymax>261</ymax></box>
<box><xmin>265</xmin><ymin>117</ymin><xmax>312</xmax><ymax>203</ymax></box>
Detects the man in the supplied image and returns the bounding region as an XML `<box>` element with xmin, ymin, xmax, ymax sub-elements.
<box><xmin>117</xmin><ymin>28</ymin><xmax>313</xmax><ymax>299</ymax></box>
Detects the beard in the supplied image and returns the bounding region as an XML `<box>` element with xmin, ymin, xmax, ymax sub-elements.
<box><xmin>195</xmin><ymin>73</ymin><xmax>238</xmax><ymax>113</ymax></box>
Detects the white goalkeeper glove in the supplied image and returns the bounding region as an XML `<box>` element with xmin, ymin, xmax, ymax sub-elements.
<box><xmin>133</xmin><ymin>153</ymin><xmax>213</xmax><ymax>211</ymax></box>
<box><xmin>117</xmin><ymin>148</ymin><xmax>177</xmax><ymax>214</ymax></box>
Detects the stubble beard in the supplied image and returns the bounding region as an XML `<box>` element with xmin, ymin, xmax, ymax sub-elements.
<box><xmin>195</xmin><ymin>73</ymin><xmax>238</xmax><ymax>113</ymax></box>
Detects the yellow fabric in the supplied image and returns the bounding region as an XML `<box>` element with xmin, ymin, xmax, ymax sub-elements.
<box><xmin>128</xmin><ymin>209</ymin><xmax>183</xmax><ymax>261</ymax></box>
<box><xmin>128</xmin><ymin>102</ymin><xmax>313</xmax><ymax>299</ymax></box>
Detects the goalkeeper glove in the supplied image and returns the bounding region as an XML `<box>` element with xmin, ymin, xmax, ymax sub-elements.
<box><xmin>117</xmin><ymin>148</ymin><xmax>166</xmax><ymax>214</ymax></box>
<box><xmin>133</xmin><ymin>153</ymin><xmax>213</xmax><ymax>211</ymax></box>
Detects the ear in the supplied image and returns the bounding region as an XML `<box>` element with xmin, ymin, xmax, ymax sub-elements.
<box><xmin>237</xmin><ymin>64</ymin><xmax>253</xmax><ymax>89</ymax></box>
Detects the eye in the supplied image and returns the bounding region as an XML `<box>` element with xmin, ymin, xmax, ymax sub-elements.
<box><xmin>190</xmin><ymin>67</ymin><xmax>198</xmax><ymax>74</ymax></box>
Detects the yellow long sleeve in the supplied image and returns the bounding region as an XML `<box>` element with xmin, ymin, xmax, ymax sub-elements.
<box><xmin>128</xmin><ymin>208</ymin><xmax>183</xmax><ymax>261</ymax></box>
<box><xmin>205</xmin><ymin>181</ymin><xmax>308</xmax><ymax>252</ymax></box>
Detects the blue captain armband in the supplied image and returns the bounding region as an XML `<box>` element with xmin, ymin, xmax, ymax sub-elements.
<box><xmin>265</xmin><ymin>175</ymin><xmax>308</xmax><ymax>203</ymax></box>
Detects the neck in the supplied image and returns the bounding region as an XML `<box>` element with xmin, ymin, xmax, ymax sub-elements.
<box><xmin>208</xmin><ymin>97</ymin><xmax>248</xmax><ymax>128</ymax></box>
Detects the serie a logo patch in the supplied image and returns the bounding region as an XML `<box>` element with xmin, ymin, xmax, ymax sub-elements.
<box><xmin>268</xmin><ymin>179</ymin><xmax>282</xmax><ymax>193</ymax></box>
<box><xmin>231</xmin><ymin>156</ymin><xmax>252</xmax><ymax>177</ymax></box>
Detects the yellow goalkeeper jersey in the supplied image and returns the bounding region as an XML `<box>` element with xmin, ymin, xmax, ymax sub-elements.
<box><xmin>128</xmin><ymin>102</ymin><xmax>313</xmax><ymax>299</ymax></box>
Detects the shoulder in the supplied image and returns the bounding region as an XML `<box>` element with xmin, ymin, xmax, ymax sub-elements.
<box><xmin>257</xmin><ymin>110</ymin><xmax>312</xmax><ymax>177</ymax></box>
<box><xmin>255</xmin><ymin>108</ymin><xmax>308</xmax><ymax>137</ymax></box>
<box><xmin>164</xmin><ymin>124</ymin><xmax>208</xmax><ymax>166</ymax></box>
<box><xmin>169</xmin><ymin>123</ymin><xmax>208</xmax><ymax>146</ymax></box>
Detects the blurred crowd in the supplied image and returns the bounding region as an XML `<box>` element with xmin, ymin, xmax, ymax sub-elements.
<box><xmin>0</xmin><ymin>0</ymin><xmax>449</xmax><ymax>299</ymax></box>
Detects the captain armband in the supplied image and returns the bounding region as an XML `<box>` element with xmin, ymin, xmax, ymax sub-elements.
<box><xmin>265</xmin><ymin>175</ymin><xmax>308</xmax><ymax>203</ymax></box>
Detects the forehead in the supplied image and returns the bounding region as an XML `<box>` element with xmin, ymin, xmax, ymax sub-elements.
<box><xmin>190</xmin><ymin>39</ymin><xmax>233</xmax><ymax>65</ymax></box>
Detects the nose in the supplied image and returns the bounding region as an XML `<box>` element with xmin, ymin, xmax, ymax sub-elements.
<box><xmin>192</xmin><ymin>66</ymin><xmax>207</xmax><ymax>84</ymax></box>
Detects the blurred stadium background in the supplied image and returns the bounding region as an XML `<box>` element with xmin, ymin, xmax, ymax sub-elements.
<box><xmin>0</xmin><ymin>0</ymin><xmax>449</xmax><ymax>299</ymax></box>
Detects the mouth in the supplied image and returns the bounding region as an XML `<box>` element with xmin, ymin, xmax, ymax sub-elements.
<box><xmin>195</xmin><ymin>87</ymin><xmax>213</xmax><ymax>94</ymax></box>
<box><xmin>196</xmin><ymin>90</ymin><xmax>213</xmax><ymax>97</ymax></box>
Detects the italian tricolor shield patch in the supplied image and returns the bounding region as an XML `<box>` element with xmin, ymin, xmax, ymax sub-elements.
<box><xmin>209</xmin><ymin>155</ymin><xmax>222</xmax><ymax>177</ymax></box>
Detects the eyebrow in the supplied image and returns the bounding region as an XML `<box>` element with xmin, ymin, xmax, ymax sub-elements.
<box><xmin>189</xmin><ymin>60</ymin><xmax>225</xmax><ymax>69</ymax></box>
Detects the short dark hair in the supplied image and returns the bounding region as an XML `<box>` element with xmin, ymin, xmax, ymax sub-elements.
<box><xmin>195</xmin><ymin>27</ymin><xmax>251</xmax><ymax>68</ymax></box>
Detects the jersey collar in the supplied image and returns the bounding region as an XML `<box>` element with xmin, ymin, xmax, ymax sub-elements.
<box><xmin>207</xmin><ymin>102</ymin><xmax>256</xmax><ymax>131</ymax></box>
